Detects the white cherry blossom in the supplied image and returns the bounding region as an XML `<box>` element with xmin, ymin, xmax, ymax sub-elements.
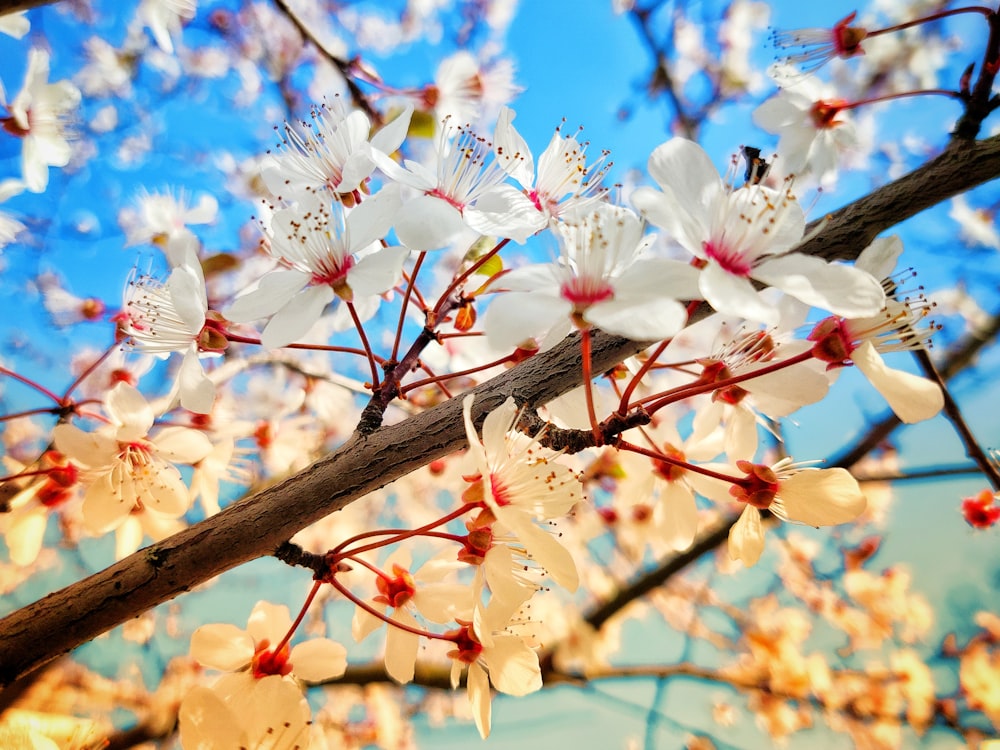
<box><xmin>462</xmin><ymin>395</ymin><xmax>581</xmax><ymax>592</ymax></box>
<box><xmin>728</xmin><ymin>459</ymin><xmax>867</xmax><ymax>566</ymax></box>
<box><xmin>753</xmin><ymin>71</ymin><xmax>858</xmax><ymax>181</ymax></box>
<box><xmin>484</xmin><ymin>203</ymin><xmax>700</xmax><ymax>350</ymax></box>
<box><xmin>465</xmin><ymin>106</ymin><xmax>609</xmax><ymax>243</ymax></box>
<box><xmin>262</xmin><ymin>100</ymin><xmax>412</xmax><ymax>200</ymax></box>
<box><xmin>121</xmin><ymin>254</ymin><xmax>219</xmax><ymax>414</ymax></box>
<box><xmin>51</xmin><ymin>382</ymin><xmax>212</xmax><ymax>535</ymax></box>
<box><xmin>226</xmin><ymin>187</ymin><xmax>407</xmax><ymax>349</ymax></box>
<box><xmin>632</xmin><ymin>137</ymin><xmax>885</xmax><ymax>326</ymax></box>
<box><xmin>190</xmin><ymin>599</ymin><xmax>347</xmax><ymax>683</ymax></box>
<box><xmin>2</xmin><ymin>48</ymin><xmax>81</xmax><ymax>193</ymax></box>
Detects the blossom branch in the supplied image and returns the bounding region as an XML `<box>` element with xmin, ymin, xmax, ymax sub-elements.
<box><xmin>2</xmin><ymin>133</ymin><xmax>1000</xmax><ymax>686</ymax></box>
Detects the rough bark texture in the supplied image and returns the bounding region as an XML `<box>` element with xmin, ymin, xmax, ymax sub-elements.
<box><xmin>1</xmin><ymin>133</ymin><xmax>999</xmax><ymax>687</ymax></box>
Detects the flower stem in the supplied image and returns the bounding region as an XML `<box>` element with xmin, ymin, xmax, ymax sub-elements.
<box><xmin>272</xmin><ymin>579</ymin><xmax>322</xmax><ymax>655</ymax></box>
<box><xmin>347</xmin><ymin>301</ymin><xmax>381</xmax><ymax>389</ymax></box>
<box><xmin>638</xmin><ymin>349</ymin><xmax>814</xmax><ymax>415</ymax></box>
<box><xmin>392</xmin><ymin>251</ymin><xmax>426</xmax><ymax>362</ymax></box>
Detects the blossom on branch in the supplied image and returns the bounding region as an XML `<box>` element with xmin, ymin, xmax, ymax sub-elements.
<box><xmin>483</xmin><ymin>203</ymin><xmax>700</xmax><ymax>349</ymax></box>
<box><xmin>226</xmin><ymin>187</ymin><xmax>407</xmax><ymax>349</ymax></box>
<box><xmin>632</xmin><ymin>137</ymin><xmax>884</xmax><ymax>326</ymax></box>
<box><xmin>51</xmin><ymin>382</ymin><xmax>212</xmax><ymax>552</ymax></box>
<box><xmin>728</xmin><ymin>458</ymin><xmax>868</xmax><ymax>566</ymax></box>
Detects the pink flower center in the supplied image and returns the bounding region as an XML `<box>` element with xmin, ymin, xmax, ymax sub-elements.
<box><xmin>446</xmin><ymin>623</ymin><xmax>484</xmax><ymax>664</ymax></box>
<box><xmin>810</xmin><ymin>100</ymin><xmax>847</xmax><ymax>129</ymax></box>
<box><xmin>427</xmin><ymin>187</ymin><xmax>465</xmax><ymax>212</ymax></box>
<box><xmin>560</xmin><ymin>277</ymin><xmax>614</xmax><ymax>311</ymax></box>
<box><xmin>703</xmin><ymin>240</ymin><xmax>752</xmax><ymax>277</ymax></box>
<box><xmin>310</xmin><ymin>255</ymin><xmax>354</xmax><ymax>288</ymax></box>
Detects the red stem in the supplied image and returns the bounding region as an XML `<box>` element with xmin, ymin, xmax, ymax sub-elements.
<box><xmin>400</xmin><ymin>354</ymin><xmax>516</xmax><ymax>394</ymax></box>
<box><xmin>325</xmin><ymin>574</ymin><xmax>455</xmax><ymax>642</ymax></box>
<box><xmin>866</xmin><ymin>6</ymin><xmax>995</xmax><ymax>39</ymax></box>
<box><xmin>61</xmin><ymin>342</ymin><xmax>118</xmax><ymax>402</ymax></box>
<box><xmin>346</xmin><ymin>301</ymin><xmax>381</xmax><ymax>388</ymax></box>
<box><xmin>329</xmin><ymin>502</ymin><xmax>478</xmax><ymax>559</ymax></box>
<box><xmin>392</xmin><ymin>251</ymin><xmax>426</xmax><ymax>362</ymax></box>
<box><xmin>638</xmin><ymin>349</ymin><xmax>814</xmax><ymax>415</ymax></box>
<box><xmin>579</xmin><ymin>328</ymin><xmax>602</xmax><ymax>445</ymax></box>
<box><xmin>224</xmin><ymin>332</ymin><xmax>380</xmax><ymax>361</ymax></box>
<box><xmin>617</xmin><ymin>439</ymin><xmax>746</xmax><ymax>485</ymax></box>
<box><xmin>0</xmin><ymin>366</ymin><xmax>62</xmax><ymax>404</ymax></box>
<box><xmin>432</xmin><ymin>238</ymin><xmax>510</xmax><ymax>319</ymax></box>
<box><xmin>272</xmin><ymin>580</ymin><xmax>322</xmax><ymax>655</ymax></box>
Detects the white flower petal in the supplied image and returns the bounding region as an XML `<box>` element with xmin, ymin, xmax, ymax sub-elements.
<box><xmin>729</xmin><ymin>505</ymin><xmax>765</xmax><ymax>567</ymax></box>
<box><xmin>852</xmin><ymin>341</ymin><xmax>944</xmax><ymax>423</ymax></box>
<box><xmin>261</xmin><ymin>284</ymin><xmax>336</xmax><ymax>350</ymax></box>
<box><xmin>778</xmin><ymin>468</ymin><xmax>867</xmax><ymax>526</ymax></box>
<box><xmin>191</xmin><ymin>623</ymin><xmax>254</xmax><ymax>671</ymax></box>
<box><xmin>754</xmin><ymin>254</ymin><xmax>885</xmax><ymax>318</ymax></box>
<box><xmin>290</xmin><ymin>638</ymin><xmax>348</xmax><ymax>682</ymax></box>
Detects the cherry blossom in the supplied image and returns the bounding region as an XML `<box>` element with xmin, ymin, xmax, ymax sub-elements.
<box><xmin>51</xmin><ymin>382</ymin><xmax>212</xmax><ymax>537</ymax></box>
<box><xmin>483</xmin><ymin>203</ymin><xmax>700</xmax><ymax>350</ymax></box>
<box><xmin>121</xmin><ymin>255</ymin><xmax>220</xmax><ymax>414</ymax></box>
<box><xmin>190</xmin><ymin>599</ymin><xmax>347</xmax><ymax>683</ymax></box>
<box><xmin>752</xmin><ymin>71</ymin><xmax>858</xmax><ymax>181</ymax></box>
<box><xmin>352</xmin><ymin>553</ymin><xmax>474</xmax><ymax>684</ymax></box>
<box><xmin>136</xmin><ymin>0</ymin><xmax>197</xmax><ymax>54</ymax></box>
<box><xmin>371</xmin><ymin>120</ymin><xmax>515</xmax><ymax>250</ymax></box>
<box><xmin>262</xmin><ymin>100</ymin><xmax>412</xmax><ymax>200</ymax></box>
<box><xmin>466</xmin><ymin>106</ymin><xmax>609</xmax><ymax>242</ymax></box>
<box><xmin>1</xmin><ymin>48</ymin><xmax>81</xmax><ymax>193</ymax></box>
<box><xmin>119</xmin><ymin>188</ymin><xmax>218</xmax><ymax>266</ymax></box>
<box><xmin>728</xmin><ymin>459</ymin><xmax>868</xmax><ymax>566</ymax></box>
<box><xmin>446</xmin><ymin>602</ymin><xmax>543</xmax><ymax>738</ymax></box>
<box><xmin>808</xmin><ymin>236</ymin><xmax>944</xmax><ymax>424</ymax></box>
<box><xmin>0</xmin><ymin>179</ymin><xmax>26</xmax><ymax>249</ymax></box>
<box><xmin>178</xmin><ymin>675</ymin><xmax>313</xmax><ymax>750</ymax></box>
<box><xmin>632</xmin><ymin>137</ymin><xmax>885</xmax><ymax>325</ymax></box>
<box><xmin>462</xmin><ymin>395</ymin><xmax>581</xmax><ymax>592</ymax></box>
<box><xmin>771</xmin><ymin>11</ymin><xmax>868</xmax><ymax>72</ymax></box>
<box><xmin>226</xmin><ymin>187</ymin><xmax>407</xmax><ymax>349</ymax></box>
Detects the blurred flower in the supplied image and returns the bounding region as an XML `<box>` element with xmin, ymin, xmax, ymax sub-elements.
<box><xmin>753</xmin><ymin>71</ymin><xmax>857</xmax><ymax>181</ymax></box>
<box><xmin>1</xmin><ymin>48</ymin><xmax>81</xmax><ymax>193</ymax></box>
<box><xmin>949</xmin><ymin>195</ymin><xmax>1000</xmax><ymax>251</ymax></box>
<box><xmin>52</xmin><ymin>382</ymin><xmax>212</xmax><ymax>537</ymax></box>
<box><xmin>137</xmin><ymin>0</ymin><xmax>197</xmax><ymax>54</ymax></box>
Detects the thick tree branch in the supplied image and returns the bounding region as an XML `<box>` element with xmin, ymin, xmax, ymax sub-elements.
<box><xmin>0</xmin><ymin>0</ymin><xmax>54</xmax><ymax>15</ymax></box>
<box><xmin>2</xmin><ymin>133</ymin><xmax>1000</xmax><ymax>687</ymax></box>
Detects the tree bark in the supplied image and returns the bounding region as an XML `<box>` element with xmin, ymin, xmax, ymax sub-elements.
<box><xmin>2</xmin><ymin>133</ymin><xmax>999</xmax><ymax>687</ymax></box>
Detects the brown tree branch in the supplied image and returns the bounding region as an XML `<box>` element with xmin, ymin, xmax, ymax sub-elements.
<box><xmin>0</xmin><ymin>0</ymin><xmax>55</xmax><ymax>16</ymax></box>
<box><xmin>2</xmin><ymin>133</ymin><xmax>1000</xmax><ymax>688</ymax></box>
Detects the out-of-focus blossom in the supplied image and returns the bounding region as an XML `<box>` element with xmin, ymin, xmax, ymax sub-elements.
<box><xmin>0</xmin><ymin>179</ymin><xmax>25</xmax><ymax>249</ymax></box>
<box><xmin>753</xmin><ymin>71</ymin><xmax>857</xmax><ymax>182</ymax></box>
<box><xmin>1</xmin><ymin>49</ymin><xmax>81</xmax><ymax>193</ymax></box>
<box><xmin>136</xmin><ymin>0</ymin><xmax>197</xmax><ymax>54</ymax></box>
<box><xmin>119</xmin><ymin>188</ymin><xmax>217</xmax><ymax>266</ymax></box>
<box><xmin>950</xmin><ymin>195</ymin><xmax>1000</xmax><ymax>251</ymax></box>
